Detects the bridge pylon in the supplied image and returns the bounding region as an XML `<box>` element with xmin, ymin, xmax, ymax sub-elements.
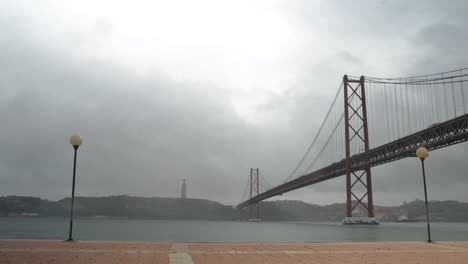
<box><xmin>343</xmin><ymin>75</ymin><xmax>378</xmax><ymax>225</ymax></box>
<box><xmin>248</xmin><ymin>168</ymin><xmax>261</xmax><ymax>221</ymax></box>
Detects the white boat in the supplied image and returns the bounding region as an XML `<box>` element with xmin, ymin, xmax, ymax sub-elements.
<box><xmin>342</xmin><ymin>217</ymin><xmax>379</xmax><ymax>225</ymax></box>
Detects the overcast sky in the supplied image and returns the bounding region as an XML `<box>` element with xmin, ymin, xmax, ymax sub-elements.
<box><xmin>1</xmin><ymin>0</ymin><xmax>468</xmax><ymax>206</ymax></box>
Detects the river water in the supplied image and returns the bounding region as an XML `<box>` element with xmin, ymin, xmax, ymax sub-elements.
<box><xmin>1</xmin><ymin>218</ymin><xmax>467</xmax><ymax>242</ymax></box>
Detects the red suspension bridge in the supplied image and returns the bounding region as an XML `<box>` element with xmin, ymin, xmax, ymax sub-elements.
<box><xmin>238</xmin><ymin>68</ymin><xmax>468</xmax><ymax>224</ymax></box>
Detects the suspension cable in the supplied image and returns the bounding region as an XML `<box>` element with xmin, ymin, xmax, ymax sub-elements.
<box><xmin>283</xmin><ymin>82</ymin><xmax>344</xmax><ymax>183</ymax></box>
<box><xmin>361</xmin><ymin>67</ymin><xmax>468</xmax><ymax>81</ymax></box>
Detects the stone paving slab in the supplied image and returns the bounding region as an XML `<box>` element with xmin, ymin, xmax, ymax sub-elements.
<box><xmin>1</xmin><ymin>240</ymin><xmax>468</xmax><ymax>264</ymax></box>
<box><xmin>440</xmin><ymin>242</ymin><xmax>468</xmax><ymax>250</ymax></box>
<box><xmin>0</xmin><ymin>251</ymin><xmax>170</xmax><ymax>264</ymax></box>
<box><xmin>191</xmin><ymin>251</ymin><xmax>468</xmax><ymax>264</ymax></box>
<box><xmin>169</xmin><ymin>243</ymin><xmax>194</xmax><ymax>264</ymax></box>
<box><xmin>188</xmin><ymin>241</ymin><xmax>448</xmax><ymax>252</ymax></box>
<box><xmin>0</xmin><ymin>240</ymin><xmax>171</xmax><ymax>251</ymax></box>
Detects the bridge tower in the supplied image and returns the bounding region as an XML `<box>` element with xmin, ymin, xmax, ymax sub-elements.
<box><xmin>249</xmin><ymin>168</ymin><xmax>260</xmax><ymax>221</ymax></box>
<box><xmin>343</xmin><ymin>75</ymin><xmax>377</xmax><ymax>224</ymax></box>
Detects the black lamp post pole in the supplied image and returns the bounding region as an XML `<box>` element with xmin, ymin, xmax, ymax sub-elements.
<box><xmin>66</xmin><ymin>146</ymin><xmax>78</xmax><ymax>242</ymax></box>
<box><xmin>420</xmin><ymin>158</ymin><xmax>432</xmax><ymax>243</ymax></box>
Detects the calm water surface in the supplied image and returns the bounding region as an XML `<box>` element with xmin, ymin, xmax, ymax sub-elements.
<box><xmin>1</xmin><ymin>217</ymin><xmax>468</xmax><ymax>242</ymax></box>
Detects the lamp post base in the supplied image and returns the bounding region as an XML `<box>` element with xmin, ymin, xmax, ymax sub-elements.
<box><xmin>64</xmin><ymin>238</ymin><xmax>76</xmax><ymax>242</ymax></box>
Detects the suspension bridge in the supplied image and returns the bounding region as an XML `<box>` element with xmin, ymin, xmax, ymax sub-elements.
<box><xmin>238</xmin><ymin>68</ymin><xmax>468</xmax><ymax>224</ymax></box>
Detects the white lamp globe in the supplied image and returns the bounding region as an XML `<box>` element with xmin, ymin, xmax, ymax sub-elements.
<box><xmin>70</xmin><ymin>134</ymin><xmax>83</xmax><ymax>148</ymax></box>
<box><xmin>416</xmin><ymin>147</ymin><xmax>429</xmax><ymax>159</ymax></box>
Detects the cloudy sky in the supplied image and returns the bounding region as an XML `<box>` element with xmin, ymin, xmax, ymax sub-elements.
<box><xmin>1</xmin><ymin>0</ymin><xmax>468</xmax><ymax>206</ymax></box>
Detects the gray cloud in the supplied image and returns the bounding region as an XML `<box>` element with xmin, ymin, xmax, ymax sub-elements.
<box><xmin>1</xmin><ymin>0</ymin><xmax>468</xmax><ymax>207</ymax></box>
<box><xmin>0</xmin><ymin>18</ymin><xmax>303</xmax><ymax>204</ymax></box>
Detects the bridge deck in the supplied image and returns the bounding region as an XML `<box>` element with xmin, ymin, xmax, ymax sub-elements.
<box><xmin>238</xmin><ymin>113</ymin><xmax>468</xmax><ymax>208</ymax></box>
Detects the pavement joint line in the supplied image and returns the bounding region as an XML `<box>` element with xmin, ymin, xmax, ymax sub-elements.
<box><xmin>0</xmin><ymin>248</ymin><xmax>168</xmax><ymax>254</ymax></box>
<box><xmin>186</xmin><ymin>249</ymin><xmax>468</xmax><ymax>254</ymax></box>
<box><xmin>424</xmin><ymin>243</ymin><xmax>468</xmax><ymax>250</ymax></box>
<box><xmin>3</xmin><ymin>248</ymin><xmax>468</xmax><ymax>255</ymax></box>
<box><xmin>170</xmin><ymin>243</ymin><xmax>189</xmax><ymax>253</ymax></box>
<box><xmin>188</xmin><ymin>241</ymin><xmax>441</xmax><ymax>245</ymax></box>
<box><xmin>169</xmin><ymin>243</ymin><xmax>194</xmax><ymax>264</ymax></box>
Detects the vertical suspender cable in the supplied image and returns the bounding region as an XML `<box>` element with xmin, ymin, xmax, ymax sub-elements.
<box><xmin>416</xmin><ymin>85</ymin><xmax>423</xmax><ymax>129</ymax></box>
<box><xmin>380</xmin><ymin>83</ymin><xmax>384</xmax><ymax>145</ymax></box>
<box><xmin>460</xmin><ymin>69</ymin><xmax>466</xmax><ymax>114</ymax></box>
<box><xmin>367</xmin><ymin>82</ymin><xmax>372</xmax><ymax>148</ymax></box>
<box><xmin>436</xmin><ymin>79</ymin><xmax>442</xmax><ymax>122</ymax></box>
<box><xmin>451</xmin><ymin>77</ymin><xmax>457</xmax><ymax>117</ymax></box>
<box><xmin>331</xmin><ymin>104</ymin><xmax>335</xmax><ymax>163</ymax></box>
<box><xmin>394</xmin><ymin>83</ymin><xmax>400</xmax><ymax>138</ymax></box>
<box><xmin>283</xmin><ymin>83</ymin><xmax>343</xmax><ymax>182</ymax></box>
<box><xmin>429</xmin><ymin>80</ymin><xmax>436</xmax><ymax>124</ymax></box>
<box><xmin>384</xmin><ymin>83</ymin><xmax>391</xmax><ymax>143</ymax></box>
<box><xmin>398</xmin><ymin>81</ymin><xmax>405</xmax><ymax>136</ymax></box>
<box><xmin>405</xmin><ymin>83</ymin><xmax>411</xmax><ymax>134</ymax></box>
<box><xmin>442</xmin><ymin>73</ymin><xmax>449</xmax><ymax>120</ymax></box>
<box><xmin>372</xmin><ymin>83</ymin><xmax>377</xmax><ymax>147</ymax></box>
<box><xmin>374</xmin><ymin>83</ymin><xmax>379</xmax><ymax>146</ymax></box>
<box><xmin>421</xmin><ymin>81</ymin><xmax>426</xmax><ymax>125</ymax></box>
<box><xmin>390</xmin><ymin>82</ymin><xmax>396</xmax><ymax>140</ymax></box>
<box><xmin>420</xmin><ymin>84</ymin><xmax>425</xmax><ymax>129</ymax></box>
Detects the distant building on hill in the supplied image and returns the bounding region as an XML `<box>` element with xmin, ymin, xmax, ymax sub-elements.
<box><xmin>181</xmin><ymin>179</ymin><xmax>187</xmax><ymax>199</ymax></box>
<box><xmin>374</xmin><ymin>208</ymin><xmax>391</xmax><ymax>221</ymax></box>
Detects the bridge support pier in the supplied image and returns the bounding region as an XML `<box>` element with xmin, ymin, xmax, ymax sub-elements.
<box><xmin>343</xmin><ymin>75</ymin><xmax>378</xmax><ymax>225</ymax></box>
<box><xmin>248</xmin><ymin>168</ymin><xmax>261</xmax><ymax>222</ymax></box>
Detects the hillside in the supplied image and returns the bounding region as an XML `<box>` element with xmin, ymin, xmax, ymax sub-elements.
<box><xmin>1</xmin><ymin>196</ymin><xmax>468</xmax><ymax>222</ymax></box>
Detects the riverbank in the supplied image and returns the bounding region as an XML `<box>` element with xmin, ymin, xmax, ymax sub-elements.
<box><xmin>3</xmin><ymin>196</ymin><xmax>468</xmax><ymax>222</ymax></box>
<box><xmin>3</xmin><ymin>218</ymin><xmax>468</xmax><ymax>242</ymax></box>
<box><xmin>1</xmin><ymin>240</ymin><xmax>468</xmax><ymax>263</ymax></box>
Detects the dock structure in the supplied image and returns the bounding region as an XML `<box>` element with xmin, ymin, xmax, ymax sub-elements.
<box><xmin>1</xmin><ymin>240</ymin><xmax>468</xmax><ymax>263</ymax></box>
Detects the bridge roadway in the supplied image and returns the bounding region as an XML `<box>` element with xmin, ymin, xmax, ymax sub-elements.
<box><xmin>238</xmin><ymin>113</ymin><xmax>468</xmax><ymax>208</ymax></box>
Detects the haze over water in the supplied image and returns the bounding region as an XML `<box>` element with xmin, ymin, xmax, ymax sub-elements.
<box><xmin>2</xmin><ymin>218</ymin><xmax>468</xmax><ymax>243</ymax></box>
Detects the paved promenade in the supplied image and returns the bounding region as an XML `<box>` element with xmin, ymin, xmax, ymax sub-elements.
<box><xmin>1</xmin><ymin>240</ymin><xmax>468</xmax><ymax>263</ymax></box>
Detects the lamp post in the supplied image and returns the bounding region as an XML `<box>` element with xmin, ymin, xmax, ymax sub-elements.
<box><xmin>415</xmin><ymin>147</ymin><xmax>432</xmax><ymax>243</ymax></box>
<box><xmin>65</xmin><ymin>134</ymin><xmax>83</xmax><ymax>242</ymax></box>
